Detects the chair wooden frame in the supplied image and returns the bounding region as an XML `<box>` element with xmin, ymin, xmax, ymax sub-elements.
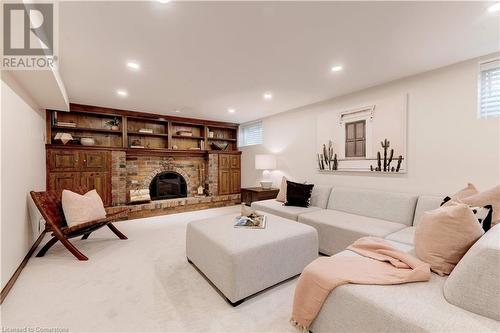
<box><xmin>30</xmin><ymin>187</ymin><xmax>128</xmax><ymax>261</ymax></box>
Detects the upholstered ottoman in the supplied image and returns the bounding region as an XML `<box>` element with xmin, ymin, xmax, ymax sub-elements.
<box><xmin>186</xmin><ymin>212</ymin><xmax>318</xmax><ymax>306</ymax></box>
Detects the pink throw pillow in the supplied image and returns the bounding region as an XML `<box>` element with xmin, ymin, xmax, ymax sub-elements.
<box><xmin>451</xmin><ymin>183</ymin><xmax>479</xmax><ymax>200</ymax></box>
<box><xmin>415</xmin><ymin>200</ymin><xmax>484</xmax><ymax>276</ymax></box>
<box><xmin>276</xmin><ymin>176</ymin><xmax>288</xmax><ymax>202</ymax></box>
<box><xmin>62</xmin><ymin>189</ymin><xmax>107</xmax><ymax>228</ymax></box>
<box><xmin>462</xmin><ymin>185</ymin><xmax>500</xmax><ymax>226</ymax></box>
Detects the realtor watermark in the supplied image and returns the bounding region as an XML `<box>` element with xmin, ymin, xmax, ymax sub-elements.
<box><xmin>2</xmin><ymin>2</ymin><xmax>58</xmax><ymax>70</ymax></box>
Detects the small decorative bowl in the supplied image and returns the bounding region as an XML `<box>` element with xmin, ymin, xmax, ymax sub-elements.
<box><xmin>211</xmin><ymin>142</ymin><xmax>229</xmax><ymax>150</ymax></box>
<box><xmin>80</xmin><ymin>137</ymin><xmax>96</xmax><ymax>146</ymax></box>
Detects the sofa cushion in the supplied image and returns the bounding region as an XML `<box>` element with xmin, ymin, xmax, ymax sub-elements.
<box><xmin>251</xmin><ymin>199</ymin><xmax>322</xmax><ymax>221</ymax></box>
<box><xmin>298</xmin><ymin>209</ymin><xmax>406</xmax><ymax>255</ymax></box>
<box><xmin>327</xmin><ymin>187</ymin><xmax>418</xmax><ymax>226</ymax></box>
<box><xmin>309</xmin><ymin>185</ymin><xmax>332</xmax><ymax>209</ymax></box>
<box><xmin>444</xmin><ymin>224</ymin><xmax>500</xmax><ymax>321</ymax></box>
<box><xmin>412</xmin><ymin>195</ymin><xmax>443</xmax><ymax>226</ymax></box>
<box><xmin>385</xmin><ymin>227</ymin><xmax>415</xmax><ymax>245</ymax></box>
<box><xmin>415</xmin><ymin>201</ymin><xmax>484</xmax><ymax>276</ymax></box>
<box><xmin>310</xmin><ymin>269</ymin><xmax>499</xmax><ymax>333</ymax></box>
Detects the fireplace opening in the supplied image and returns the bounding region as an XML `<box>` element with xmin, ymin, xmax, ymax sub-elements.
<box><xmin>149</xmin><ymin>171</ymin><xmax>187</xmax><ymax>200</ymax></box>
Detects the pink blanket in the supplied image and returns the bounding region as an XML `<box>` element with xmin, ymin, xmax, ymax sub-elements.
<box><xmin>291</xmin><ymin>237</ymin><xmax>431</xmax><ymax>331</ymax></box>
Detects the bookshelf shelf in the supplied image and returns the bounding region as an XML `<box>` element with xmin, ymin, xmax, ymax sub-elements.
<box><xmin>128</xmin><ymin>131</ymin><xmax>169</xmax><ymax>137</ymax></box>
<box><xmin>52</xmin><ymin>126</ymin><xmax>121</xmax><ymax>134</ymax></box>
<box><xmin>172</xmin><ymin>135</ymin><xmax>205</xmax><ymax>140</ymax></box>
<box><xmin>208</xmin><ymin>137</ymin><xmax>237</xmax><ymax>142</ymax></box>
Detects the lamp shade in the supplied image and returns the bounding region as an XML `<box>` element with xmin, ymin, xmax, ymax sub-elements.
<box><xmin>255</xmin><ymin>154</ymin><xmax>276</xmax><ymax>170</ymax></box>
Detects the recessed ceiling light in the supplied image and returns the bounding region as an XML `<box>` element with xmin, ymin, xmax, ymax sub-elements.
<box><xmin>488</xmin><ymin>2</ymin><xmax>500</xmax><ymax>12</ymax></box>
<box><xmin>263</xmin><ymin>92</ymin><xmax>273</xmax><ymax>100</ymax></box>
<box><xmin>175</xmin><ymin>110</ymin><xmax>181</xmax><ymax>113</ymax></box>
<box><xmin>157</xmin><ymin>0</ymin><xmax>171</xmax><ymax>3</ymax></box>
<box><xmin>116</xmin><ymin>89</ymin><xmax>128</xmax><ymax>97</ymax></box>
<box><xmin>127</xmin><ymin>61</ymin><xmax>140</xmax><ymax>70</ymax></box>
<box><xmin>228</xmin><ymin>108</ymin><xmax>236</xmax><ymax>113</ymax></box>
<box><xmin>331</xmin><ymin>65</ymin><xmax>343</xmax><ymax>72</ymax></box>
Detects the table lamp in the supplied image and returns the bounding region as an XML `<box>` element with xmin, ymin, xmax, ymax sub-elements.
<box><xmin>255</xmin><ymin>154</ymin><xmax>276</xmax><ymax>189</ymax></box>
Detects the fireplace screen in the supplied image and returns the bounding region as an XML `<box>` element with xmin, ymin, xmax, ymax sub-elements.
<box><xmin>149</xmin><ymin>172</ymin><xmax>187</xmax><ymax>200</ymax></box>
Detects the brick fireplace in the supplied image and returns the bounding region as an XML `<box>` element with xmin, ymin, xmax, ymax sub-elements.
<box><xmin>108</xmin><ymin>151</ymin><xmax>240</xmax><ymax>219</ymax></box>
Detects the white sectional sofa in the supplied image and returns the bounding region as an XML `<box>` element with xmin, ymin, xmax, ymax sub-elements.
<box><xmin>251</xmin><ymin>186</ymin><xmax>500</xmax><ymax>332</ymax></box>
<box><xmin>252</xmin><ymin>186</ymin><xmax>426</xmax><ymax>255</ymax></box>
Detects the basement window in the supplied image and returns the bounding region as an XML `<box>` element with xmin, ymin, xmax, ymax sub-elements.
<box><xmin>479</xmin><ymin>58</ymin><xmax>500</xmax><ymax>118</ymax></box>
<box><xmin>239</xmin><ymin>121</ymin><xmax>263</xmax><ymax>147</ymax></box>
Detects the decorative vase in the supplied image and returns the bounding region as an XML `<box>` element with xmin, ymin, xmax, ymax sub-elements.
<box><xmin>197</xmin><ymin>186</ymin><xmax>204</xmax><ymax>195</ymax></box>
<box><xmin>111</xmin><ymin>125</ymin><xmax>119</xmax><ymax>131</ymax></box>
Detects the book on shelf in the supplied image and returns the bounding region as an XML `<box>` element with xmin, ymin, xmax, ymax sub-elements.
<box><xmin>51</xmin><ymin>111</ymin><xmax>58</xmax><ymax>126</ymax></box>
<box><xmin>56</xmin><ymin>122</ymin><xmax>77</xmax><ymax>128</ymax></box>
<box><xmin>138</xmin><ymin>128</ymin><xmax>153</xmax><ymax>133</ymax></box>
<box><xmin>177</xmin><ymin>130</ymin><xmax>193</xmax><ymax>137</ymax></box>
<box><xmin>130</xmin><ymin>145</ymin><xmax>145</xmax><ymax>149</ymax></box>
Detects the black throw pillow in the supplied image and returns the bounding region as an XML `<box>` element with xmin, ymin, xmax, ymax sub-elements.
<box><xmin>441</xmin><ymin>196</ymin><xmax>493</xmax><ymax>232</ymax></box>
<box><xmin>285</xmin><ymin>181</ymin><xmax>314</xmax><ymax>207</ymax></box>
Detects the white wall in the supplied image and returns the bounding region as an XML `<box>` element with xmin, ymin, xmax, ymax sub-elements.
<box><xmin>1</xmin><ymin>74</ymin><xmax>46</xmax><ymax>289</ymax></box>
<box><xmin>241</xmin><ymin>54</ymin><xmax>500</xmax><ymax>196</ymax></box>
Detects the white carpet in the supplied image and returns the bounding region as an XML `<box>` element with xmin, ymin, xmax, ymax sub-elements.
<box><xmin>1</xmin><ymin>206</ymin><xmax>298</xmax><ymax>333</ymax></box>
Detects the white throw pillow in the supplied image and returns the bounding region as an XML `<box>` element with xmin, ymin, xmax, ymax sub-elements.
<box><xmin>62</xmin><ymin>189</ymin><xmax>107</xmax><ymax>227</ymax></box>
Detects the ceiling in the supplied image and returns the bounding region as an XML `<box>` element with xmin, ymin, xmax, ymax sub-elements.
<box><xmin>59</xmin><ymin>1</ymin><xmax>500</xmax><ymax>123</ymax></box>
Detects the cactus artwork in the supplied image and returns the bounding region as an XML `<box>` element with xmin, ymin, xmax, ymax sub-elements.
<box><xmin>371</xmin><ymin>138</ymin><xmax>404</xmax><ymax>173</ymax></box>
<box><xmin>318</xmin><ymin>140</ymin><xmax>337</xmax><ymax>171</ymax></box>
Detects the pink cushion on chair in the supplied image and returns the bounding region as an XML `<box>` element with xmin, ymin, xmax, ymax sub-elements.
<box><xmin>62</xmin><ymin>189</ymin><xmax>107</xmax><ymax>228</ymax></box>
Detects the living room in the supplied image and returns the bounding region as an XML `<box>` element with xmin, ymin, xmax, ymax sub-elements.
<box><xmin>1</xmin><ymin>1</ymin><xmax>499</xmax><ymax>332</ymax></box>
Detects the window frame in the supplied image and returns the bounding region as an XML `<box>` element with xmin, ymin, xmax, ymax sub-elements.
<box><xmin>345</xmin><ymin>120</ymin><xmax>366</xmax><ymax>158</ymax></box>
<box><xmin>478</xmin><ymin>57</ymin><xmax>500</xmax><ymax>119</ymax></box>
<box><xmin>238</xmin><ymin>120</ymin><xmax>263</xmax><ymax>147</ymax></box>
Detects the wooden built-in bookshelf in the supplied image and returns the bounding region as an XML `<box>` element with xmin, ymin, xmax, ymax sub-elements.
<box><xmin>47</xmin><ymin>104</ymin><xmax>239</xmax><ymax>153</ymax></box>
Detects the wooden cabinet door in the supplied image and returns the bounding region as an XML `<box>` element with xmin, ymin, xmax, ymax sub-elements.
<box><xmin>217</xmin><ymin>153</ymin><xmax>241</xmax><ymax>195</ymax></box>
<box><xmin>218</xmin><ymin>169</ymin><xmax>231</xmax><ymax>195</ymax></box>
<box><xmin>48</xmin><ymin>172</ymin><xmax>80</xmax><ymax>193</ymax></box>
<box><xmin>80</xmin><ymin>172</ymin><xmax>110</xmax><ymax>206</ymax></box>
<box><xmin>230</xmin><ymin>169</ymin><xmax>241</xmax><ymax>194</ymax></box>
<box><xmin>48</xmin><ymin>150</ymin><xmax>80</xmax><ymax>171</ymax></box>
<box><xmin>219</xmin><ymin>155</ymin><xmax>230</xmax><ymax>169</ymax></box>
<box><xmin>230</xmin><ymin>155</ymin><xmax>240</xmax><ymax>169</ymax></box>
<box><xmin>80</xmin><ymin>151</ymin><xmax>108</xmax><ymax>171</ymax></box>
